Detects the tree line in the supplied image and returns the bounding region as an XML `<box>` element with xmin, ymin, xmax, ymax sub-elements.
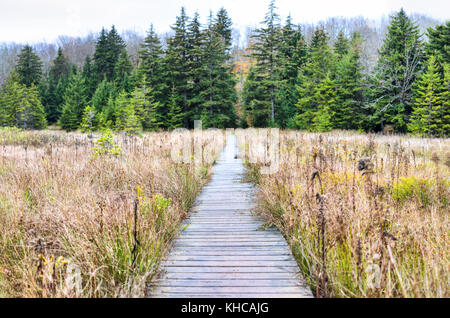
<box><xmin>0</xmin><ymin>2</ymin><xmax>448</xmax><ymax>136</ymax></box>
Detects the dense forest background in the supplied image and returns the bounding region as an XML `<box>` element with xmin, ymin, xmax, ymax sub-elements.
<box><xmin>0</xmin><ymin>1</ymin><xmax>448</xmax><ymax>136</ymax></box>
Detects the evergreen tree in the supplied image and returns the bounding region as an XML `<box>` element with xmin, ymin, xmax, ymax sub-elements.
<box><xmin>129</xmin><ymin>83</ymin><xmax>161</xmax><ymax>130</ymax></box>
<box><xmin>82</xmin><ymin>55</ymin><xmax>97</xmax><ymax>99</ymax></box>
<box><xmin>165</xmin><ymin>7</ymin><xmax>190</xmax><ymax>127</ymax></box>
<box><xmin>409</xmin><ymin>56</ymin><xmax>448</xmax><ymax>136</ymax></box>
<box><xmin>93</xmin><ymin>28</ymin><xmax>109</xmax><ymax>84</ymax></box>
<box><xmin>80</xmin><ymin>105</ymin><xmax>98</xmax><ymax>133</ymax></box>
<box><xmin>41</xmin><ymin>48</ymin><xmax>71</xmax><ymax>124</ymax></box>
<box><xmin>50</xmin><ymin>48</ymin><xmax>71</xmax><ymax>83</ymax></box>
<box><xmin>245</xmin><ymin>0</ymin><xmax>282</xmax><ymax>126</ymax></box>
<box><xmin>333</xmin><ymin>32</ymin><xmax>366</xmax><ymax>129</ymax></box>
<box><xmin>334</xmin><ymin>31</ymin><xmax>350</xmax><ymax>58</ymax></box>
<box><xmin>200</xmin><ymin>10</ymin><xmax>237</xmax><ymax>128</ymax></box>
<box><xmin>242</xmin><ymin>66</ymin><xmax>269</xmax><ymax>127</ymax></box>
<box><xmin>114</xmin><ymin>48</ymin><xmax>133</xmax><ymax>92</ymax></box>
<box><xmin>0</xmin><ymin>72</ymin><xmax>46</xmax><ymax>129</ymax></box>
<box><xmin>59</xmin><ymin>70</ymin><xmax>88</xmax><ymax>131</ymax></box>
<box><xmin>167</xmin><ymin>85</ymin><xmax>184</xmax><ymax>129</ymax></box>
<box><xmin>106</xmin><ymin>26</ymin><xmax>126</xmax><ymax>81</ymax></box>
<box><xmin>91</xmin><ymin>78</ymin><xmax>114</xmax><ymax>113</ymax></box>
<box><xmin>369</xmin><ymin>9</ymin><xmax>423</xmax><ymax>132</ymax></box>
<box><xmin>186</xmin><ymin>12</ymin><xmax>205</xmax><ymax>122</ymax></box>
<box><xmin>137</xmin><ymin>24</ymin><xmax>168</xmax><ymax>111</ymax></box>
<box><xmin>277</xmin><ymin>16</ymin><xmax>307</xmax><ymax>128</ymax></box>
<box><xmin>425</xmin><ymin>21</ymin><xmax>450</xmax><ymax>64</ymax></box>
<box><xmin>113</xmin><ymin>90</ymin><xmax>142</xmax><ymax>133</ymax></box>
<box><xmin>15</xmin><ymin>45</ymin><xmax>43</xmax><ymax>87</ymax></box>
<box><xmin>295</xmin><ymin>27</ymin><xmax>334</xmax><ymax>129</ymax></box>
<box><xmin>93</xmin><ymin>26</ymin><xmax>126</xmax><ymax>84</ymax></box>
<box><xmin>312</xmin><ymin>73</ymin><xmax>336</xmax><ymax>132</ymax></box>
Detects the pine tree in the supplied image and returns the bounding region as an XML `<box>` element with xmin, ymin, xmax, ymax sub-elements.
<box><xmin>295</xmin><ymin>27</ymin><xmax>334</xmax><ymax>129</ymax></box>
<box><xmin>106</xmin><ymin>26</ymin><xmax>126</xmax><ymax>81</ymax></box>
<box><xmin>15</xmin><ymin>45</ymin><xmax>43</xmax><ymax>87</ymax></box>
<box><xmin>91</xmin><ymin>78</ymin><xmax>114</xmax><ymax>113</ymax></box>
<box><xmin>186</xmin><ymin>12</ymin><xmax>205</xmax><ymax>122</ymax></box>
<box><xmin>370</xmin><ymin>9</ymin><xmax>423</xmax><ymax>132</ymax></box>
<box><xmin>242</xmin><ymin>66</ymin><xmax>270</xmax><ymax>127</ymax></box>
<box><xmin>200</xmin><ymin>10</ymin><xmax>237</xmax><ymax>128</ymax></box>
<box><xmin>59</xmin><ymin>70</ymin><xmax>87</xmax><ymax>131</ymax></box>
<box><xmin>334</xmin><ymin>31</ymin><xmax>350</xmax><ymax>58</ymax></box>
<box><xmin>167</xmin><ymin>85</ymin><xmax>183</xmax><ymax>129</ymax></box>
<box><xmin>277</xmin><ymin>16</ymin><xmax>307</xmax><ymax>128</ymax></box>
<box><xmin>333</xmin><ymin>32</ymin><xmax>365</xmax><ymax>130</ymax></box>
<box><xmin>82</xmin><ymin>55</ymin><xmax>97</xmax><ymax>99</ymax></box>
<box><xmin>408</xmin><ymin>56</ymin><xmax>448</xmax><ymax>136</ymax></box>
<box><xmin>137</xmin><ymin>24</ymin><xmax>168</xmax><ymax>112</ymax></box>
<box><xmin>93</xmin><ymin>26</ymin><xmax>126</xmax><ymax>84</ymax></box>
<box><xmin>425</xmin><ymin>21</ymin><xmax>449</xmax><ymax>64</ymax></box>
<box><xmin>245</xmin><ymin>0</ymin><xmax>282</xmax><ymax>126</ymax></box>
<box><xmin>113</xmin><ymin>90</ymin><xmax>142</xmax><ymax>134</ymax></box>
<box><xmin>93</xmin><ymin>28</ymin><xmax>109</xmax><ymax>84</ymax></box>
<box><xmin>165</xmin><ymin>7</ymin><xmax>190</xmax><ymax>128</ymax></box>
<box><xmin>129</xmin><ymin>83</ymin><xmax>161</xmax><ymax>130</ymax></box>
<box><xmin>1</xmin><ymin>72</ymin><xmax>46</xmax><ymax>129</ymax></box>
<box><xmin>312</xmin><ymin>73</ymin><xmax>336</xmax><ymax>132</ymax></box>
<box><xmin>80</xmin><ymin>105</ymin><xmax>98</xmax><ymax>133</ymax></box>
<box><xmin>50</xmin><ymin>48</ymin><xmax>70</xmax><ymax>83</ymax></box>
<box><xmin>41</xmin><ymin>48</ymin><xmax>71</xmax><ymax>124</ymax></box>
<box><xmin>114</xmin><ymin>48</ymin><xmax>133</xmax><ymax>92</ymax></box>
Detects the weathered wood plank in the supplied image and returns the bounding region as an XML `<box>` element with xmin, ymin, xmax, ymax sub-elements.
<box><xmin>168</xmin><ymin>255</ymin><xmax>296</xmax><ymax>261</ymax></box>
<box><xmin>154</xmin><ymin>279</ymin><xmax>304</xmax><ymax>287</ymax></box>
<box><xmin>159</xmin><ymin>266</ymin><xmax>299</xmax><ymax>273</ymax></box>
<box><xmin>158</xmin><ymin>272</ymin><xmax>302</xmax><ymax>280</ymax></box>
<box><xmin>162</xmin><ymin>260</ymin><xmax>298</xmax><ymax>267</ymax></box>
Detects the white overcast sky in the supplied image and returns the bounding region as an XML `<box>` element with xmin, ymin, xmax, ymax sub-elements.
<box><xmin>0</xmin><ymin>0</ymin><xmax>448</xmax><ymax>43</ymax></box>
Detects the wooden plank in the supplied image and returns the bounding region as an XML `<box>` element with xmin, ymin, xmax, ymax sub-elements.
<box><xmin>159</xmin><ymin>266</ymin><xmax>299</xmax><ymax>273</ymax></box>
<box><xmin>168</xmin><ymin>255</ymin><xmax>295</xmax><ymax>261</ymax></box>
<box><xmin>170</xmin><ymin>251</ymin><xmax>292</xmax><ymax>257</ymax></box>
<box><xmin>153</xmin><ymin>279</ymin><xmax>304</xmax><ymax>287</ymax></box>
<box><xmin>162</xmin><ymin>260</ymin><xmax>298</xmax><ymax>267</ymax></box>
<box><xmin>158</xmin><ymin>272</ymin><xmax>301</xmax><ymax>280</ymax></box>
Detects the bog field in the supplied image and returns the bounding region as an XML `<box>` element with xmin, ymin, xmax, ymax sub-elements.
<box><xmin>0</xmin><ymin>127</ymin><xmax>448</xmax><ymax>298</ymax></box>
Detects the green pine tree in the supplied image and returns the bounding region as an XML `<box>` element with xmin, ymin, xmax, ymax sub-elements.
<box><xmin>312</xmin><ymin>73</ymin><xmax>336</xmax><ymax>132</ymax></box>
<box><xmin>15</xmin><ymin>45</ymin><xmax>43</xmax><ymax>87</ymax></box>
<box><xmin>167</xmin><ymin>85</ymin><xmax>184</xmax><ymax>129</ymax></box>
<box><xmin>59</xmin><ymin>70</ymin><xmax>88</xmax><ymax>131</ymax></box>
<box><xmin>137</xmin><ymin>24</ymin><xmax>168</xmax><ymax>116</ymax></box>
<box><xmin>409</xmin><ymin>56</ymin><xmax>448</xmax><ymax>136</ymax></box>
<box><xmin>333</xmin><ymin>32</ymin><xmax>366</xmax><ymax>130</ymax></box>
<box><xmin>369</xmin><ymin>8</ymin><xmax>423</xmax><ymax>132</ymax></box>
<box><xmin>165</xmin><ymin>7</ymin><xmax>190</xmax><ymax>128</ymax></box>
<box><xmin>277</xmin><ymin>16</ymin><xmax>307</xmax><ymax>128</ymax></box>
<box><xmin>295</xmin><ymin>27</ymin><xmax>334</xmax><ymax>130</ymax></box>
<box><xmin>80</xmin><ymin>105</ymin><xmax>98</xmax><ymax>133</ymax></box>
<box><xmin>0</xmin><ymin>72</ymin><xmax>46</xmax><ymax>129</ymax></box>
<box><xmin>245</xmin><ymin>0</ymin><xmax>282</xmax><ymax>126</ymax></box>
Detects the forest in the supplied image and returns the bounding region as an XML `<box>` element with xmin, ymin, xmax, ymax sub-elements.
<box><xmin>0</xmin><ymin>1</ymin><xmax>449</xmax><ymax>136</ymax></box>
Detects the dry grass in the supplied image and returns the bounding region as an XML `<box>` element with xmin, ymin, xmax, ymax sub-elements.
<box><xmin>239</xmin><ymin>129</ymin><xmax>449</xmax><ymax>298</ymax></box>
<box><xmin>0</xmin><ymin>127</ymin><xmax>224</xmax><ymax>297</ymax></box>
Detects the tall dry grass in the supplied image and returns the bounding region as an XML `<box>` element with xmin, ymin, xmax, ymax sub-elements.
<box><xmin>0</xmin><ymin>127</ymin><xmax>224</xmax><ymax>297</ymax></box>
<box><xmin>240</xmin><ymin>129</ymin><xmax>449</xmax><ymax>298</ymax></box>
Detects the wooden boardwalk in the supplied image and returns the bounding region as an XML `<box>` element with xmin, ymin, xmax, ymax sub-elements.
<box><xmin>149</xmin><ymin>135</ymin><xmax>312</xmax><ymax>298</ymax></box>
